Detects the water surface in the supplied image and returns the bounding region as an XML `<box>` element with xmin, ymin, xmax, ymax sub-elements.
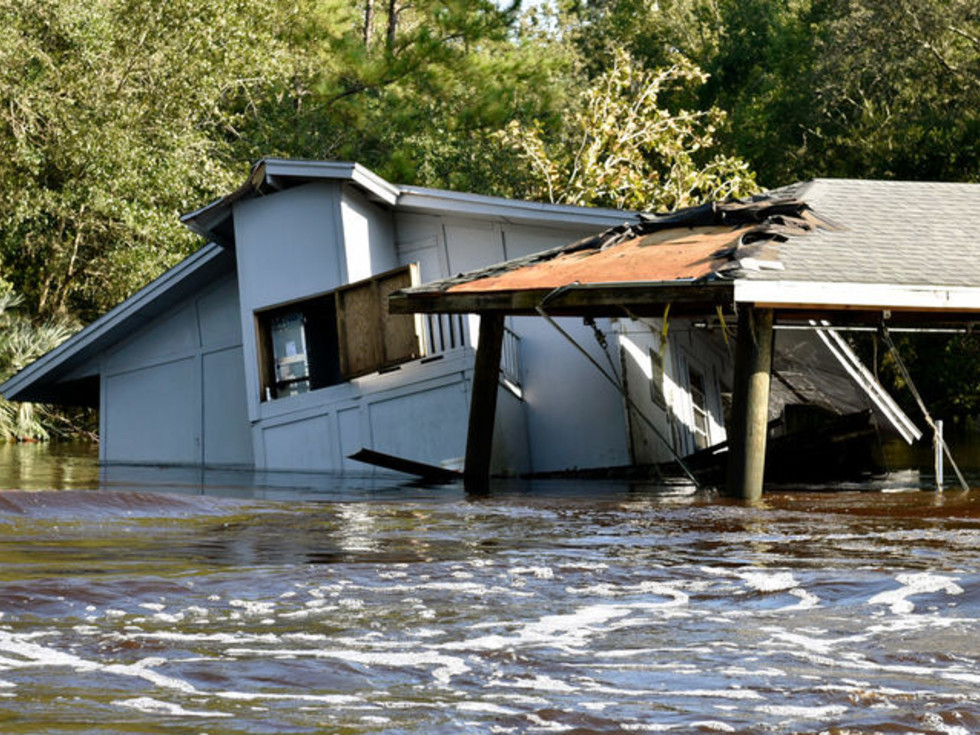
<box><xmin>0</xmin><ymin>444</ymin><xmax>978</xmax><ymax>733</ymax></box>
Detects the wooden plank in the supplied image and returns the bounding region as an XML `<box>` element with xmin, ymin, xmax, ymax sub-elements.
<box><xmin>464</xmin><ymin>314</ymin><xmax>505</xmax><ymax>492</ymax></box>
<box><xmin>348</xmin><ymin>448</ymin><xmax>461</xmax><ymax>484</ymax></box>
<box><xmin>336</xmin><ymin>280</ymin><xmax>383</xmax><ymax>379</ymax></box>
<box><xmin>377</xmin><ymin>265</ymin><xmax>422</xmax><ymax>365</ymax></box>
<box><xmin>389</xmin><ymin>282</ymin><xmax>735</xmax><ymax>316</ymax></box>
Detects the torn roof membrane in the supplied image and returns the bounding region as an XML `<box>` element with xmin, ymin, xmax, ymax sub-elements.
<box><xmin>439</xmin><ymin>197</ymin><xmax>835</xmax><ymax>296</ymax></box>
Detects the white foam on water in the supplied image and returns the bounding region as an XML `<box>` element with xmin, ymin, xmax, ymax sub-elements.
<box><xmin>868</xmin><ymin>573</ymin><xmax>964</xmax><ymax>615</ymax></box>
<box><xmin>129</xmin><ymin>631</ymin><xmax>280</xmax><ymax>644</ymax></box>
<box><xmin>151</xmin><ymin>613</ymin><xmax>184</xmax><ymax>624</ymax></box>
<box><xmin>442</xmin><ymin>604</ymin><xmax>632</xmax><ymax>653</ymax></box>
<box><xmin>113</xmin><ymin>696</ymin><xmax>232</xmax><ymax>718</ymax></box>
<box><xmin>738</xmin><ymin>571</ymin><xmax>799</xmax><ymax>592</ymax></box>
<box><xmin>620</xmin><ymin>724</ymin><xmax>676</xmax><ymax>732</ymax></box>
<box><xmin>139</xmin><ymin>602</ymin><xmax>166</xmax><ymax>612</ymax></box>
<box><xmin>215</xmin><ymin>690</ymin><xmax>363</xmax><ymax>704</ymax></box>
<box><xmin>383</xmin><ymin>580</ymin><xmax>534</xmax><ymax>598</ymax></box>
<box><xmin>229</xmin><ymin>599</ymin><xmax>277</xmax><ymax>616</ymax></box>
<box><xmin>663</xmin><ymin>689</ymin><xmax>764</xmax><ymax>700</ymax></box>
<box><xmin>225</xmin><ymin>647</ymin><xmax>471</xmax><ymax>685</ymax></box>
<box><xmin>457</xmin><ymin>701</ymin><xmax>519</xmax><ymax>715</ymax></box>
<box><xmin>413</xmin><ymin>628</ymin><xmax>446</xmax><ymax>639</ymax></box>
<box><xmin>509</xmin><ymin>566</ymin><xmax>555</xmax><ymax>580</ymax></box>
<box><xmin>690</xmin><ymin>722</ymin><xmax>736</xmax><ymax>733</ymax></box>
<box><xmin>564</xmin><ymin>582</ymin><xmax>689</xmax><ymax>608</ymax></box>
<box><xmin>494</xmin><ymin>674</ymin><xmax>578</xmax><ymax>694</ymax></box>
<box><xmin>720</xmin><ymin>665</ymin><xmax>787</xmax><ymax>677</ymax></box>
<box><xmin>755</xmin><ymin>703</ymin><xmax>848</xmax><ymax>718</ymax></box>
<box><xmin>922</xmin><ymin>713</ymin><xmax>972</xmax><ymax>735</ymax></box>
<box><xmin>524</xmin><ymin>711</ymin><xmax>575</xmax><ymax>731</ymax></box>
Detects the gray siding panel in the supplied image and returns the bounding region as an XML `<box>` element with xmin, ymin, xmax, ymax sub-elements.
<box><xmin>104</xmin><ymin>358</ymin><xmax>201</xmax><ymax>464</ymax></box>
<box><xmin>203</xmin><ymin>346</ymin><xmax>254</xmax><ymax>466</ymax></box>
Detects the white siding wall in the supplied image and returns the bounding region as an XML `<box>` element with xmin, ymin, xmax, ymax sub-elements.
<box><xmin>233</xmin><ymin>182</ymin><xmax>347</xmax><ymax>425</ymax></box>
<box><xmin>100</xmin><ymin>275</ymin><xmax>252</xmax><ymax>466</ymax></box>
<box><xmin>618</xmin><ymin>318</ymin><xmax>730</xmax><ymax>463</ymax></box>
<box><xmin>232</xmin><ymin>183</ymin><xmax>472</xmax><ymax>473</ymax></box>
<box><xmin>341</xmin><ymin>186</ymin><xmax>397</xmax><ymax>282</ymax></box>
<box><xmin>393</xmin><ymin>213</ymin><xmax>631</xmax><ymax>474</ymax></box>
<box><xmin>252</xmin><ymin>352</ymin><xmax>472</xmax><ymax>472</ymax></box>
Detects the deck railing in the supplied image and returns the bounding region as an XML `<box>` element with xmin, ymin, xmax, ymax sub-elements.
<box><xmin>423</xmin><ymin>313</ymin><xmax>469</xmax><ymax>355</ymax></box>
<box><xmin>421</xmin><ymin>315</ymin><xmax>523</xmax><ymax>399</ymax></box>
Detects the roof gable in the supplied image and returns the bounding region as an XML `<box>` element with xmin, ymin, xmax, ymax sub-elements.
<box><xmin>0</xmin><ymin>244</ymin><xmax>235</xmax><ymax>404</ymax></box>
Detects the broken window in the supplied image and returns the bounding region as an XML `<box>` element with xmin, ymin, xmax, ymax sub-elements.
<box><xmin>257</xmin><ymin>265</ymin><xmax>422</xmax><ymax>401</ymax></box>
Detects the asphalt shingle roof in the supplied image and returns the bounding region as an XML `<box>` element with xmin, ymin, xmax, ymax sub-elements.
<box><xmin>764</xmin><ymin>179</ymin><xmax>980</xmax><ymax>288</ymax></box>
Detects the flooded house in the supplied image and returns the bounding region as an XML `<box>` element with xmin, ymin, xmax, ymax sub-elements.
<box><xmin>394</xmin><ymin>179</ymin><xmax>980</xmax><ymax>496</ymax></box>
<box><xmin>0</xmin><ymin>159</ymin><xmax>655</xmax><ymax>476</ymax></box>
<box><xmin>1</xmin><ymin>163</ymin><xmax>949</xmax><ymax>494</ymax></box>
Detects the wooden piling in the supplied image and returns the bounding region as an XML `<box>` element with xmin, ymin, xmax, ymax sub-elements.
<box><xmin>726</xmin><ymin>306</ymin><xmax>775</xmax><ymax>501</ymax></box>
<box><xmin>464</xmin><ymin>313</ymin><xmax>505</xmax><ymax>492</ymax></box>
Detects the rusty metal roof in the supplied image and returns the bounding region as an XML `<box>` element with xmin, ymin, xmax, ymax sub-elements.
<box><xmin>391</xmin><ymin>197</ymin><xmax>832</xmax><ymax>315</ymax></box>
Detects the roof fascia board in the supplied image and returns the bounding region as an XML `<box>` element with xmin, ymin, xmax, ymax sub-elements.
<box><xmin>0</xmin><ymin>243</ymin><xmax>228</xmax><ymax>401</ymax></box>
<box><xmin>181</xmin><ymin>160</ymin><xmax>402</xmax><ymax>245</ymax></box>
<box><xmin>735</xmin><ymin>279</ymin><xmax>980</xmax><ymax>312</ymax></box>
<box><xmin>390</xmin><ymin>281</ymin><xmax>733</xmax><ymax>316</ymax></box>
<box><xmin>261</xmin><ymin>159</ymin><xmax>400</xmax><ymax>205</ymax></box>
<box><xmin>396</xmin><ymin>186</ymin><xmax>638</xmax><ymax>228</ymax></box>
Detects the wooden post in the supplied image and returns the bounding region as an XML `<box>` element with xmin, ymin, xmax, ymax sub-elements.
<box><xmin>464</xmin><ymin>313</ymin><xmax>505</xmax><ymax>492</ymax></box>
<box><xmin>726</xmin><ymin>306</ymin><xmax>774</xmax><ymax>501</ymax></box>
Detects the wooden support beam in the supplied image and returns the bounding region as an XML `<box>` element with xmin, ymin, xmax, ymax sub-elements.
<box><xmin>464</xmin><ymin>314</ymin><xmax>505</xmax><ymax>492</ymax></box>
<box><xmin>726</xmin><ymin>306</ymin><xmax>775</xmax><ymax>501</ymax></box>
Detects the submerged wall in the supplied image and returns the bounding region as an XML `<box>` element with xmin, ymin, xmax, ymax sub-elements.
<box><xmin>100</xmin><ymin>274</ymin><xmax>253</xmax><ymax>467</ymax></box>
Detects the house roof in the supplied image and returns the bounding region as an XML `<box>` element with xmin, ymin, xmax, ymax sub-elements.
<box><xmin>736</xmin><ymin>179</ymin><xmax>980</xmax><ymax>312</ymax></box>
<box><xmin>182</xmin><ymin>158</ymin><xmax>635</xmax><ymax>248</ymax></box>
<box><xmin>391</xmin><ymin>179</ymin><xmax>980</xmax><ymax>321</ymax></box>
<box><xmin>0</xmin><ymin>244</ymin><xmax>236</xmax><ymax>404</ymax></box>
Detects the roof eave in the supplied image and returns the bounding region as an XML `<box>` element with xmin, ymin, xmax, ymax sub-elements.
<box><xmin>0</xmin><ymin>243</ymin><xmax>234</xmax><ymax>403</ymax></box>
<box><xmin>180</xmin><ymin>159</ymin><xmax>402</xmax><ymax>247</ymax></box>
<box><xmin>735</xmin><ymin>279</ymin><xmax>980</xmax><ymax>314</ymax></box>
<box><xmin>396</xmin><ymin>185</ymin><xmax>640</xmax><ymax>228</ymax></box>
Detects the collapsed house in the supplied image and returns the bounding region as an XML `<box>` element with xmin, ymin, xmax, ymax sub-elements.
<box><xmin>5</xmin><ymin>163</ymin><xmax>966</xmax><ymax>496</ymax></box>
<box><xmin>393</xmin><ymin>178</ymin><xmax>980</xmax><ymax>496</ymax></box>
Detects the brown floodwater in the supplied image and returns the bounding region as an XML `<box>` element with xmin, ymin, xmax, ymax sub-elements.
<box><xmin>0</xmin><ymin>441</ymin><xmax>978</xmax><ymax>733</ymax></box>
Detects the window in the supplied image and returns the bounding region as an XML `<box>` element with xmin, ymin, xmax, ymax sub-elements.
<box><xmin>648</xmin><ymin>347</ymin><xmax>667</xmax><ymax>409</ymax></box>
<box><xmin>257</xmin><ymin>265</ymin><xmax>422</xmax><ymax>401</ymax></box>
<box><xmin>688</xmin><ymin>367</ymin><xmax>711</xmax><ymax>450</ymax></box>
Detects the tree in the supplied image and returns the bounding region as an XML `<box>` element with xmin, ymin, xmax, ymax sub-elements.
<box><xmin>236</xmin><ymin>0</ymin><xmax>563</xmax><ymax>195</ymax></box>
<box><xmin>495</xmin><ymin>48</ymin><xmax>758</xmax><ymax>210</ymax></box>
<box><xmin>0</xmin><ymin>288</ymin><xmax>77</xmax><ymax>441</ymax></box>
<box><xmin>0</xmin><ymin>0</ymin><xmax>293</xmax><ymax>321</ymax></box>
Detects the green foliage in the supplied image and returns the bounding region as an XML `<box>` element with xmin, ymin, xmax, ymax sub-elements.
<box><xmin>238</xmin><ymin>0</ymin><xmax>571</xmax><ymax>195</ymax></box>
<box><xmin>496</xmin><ymin>48</ymin><xmax>758</xmax><ymax>210</ymax></box>
<box><xmin>0</xmin><ymin>291</ymin><xmax>77</xmax><ymax>441</ymax></box>
<box><xmin>0</xmin><ymin>0</ymin><xmax>292</xmax><ymax>320</ymax></box>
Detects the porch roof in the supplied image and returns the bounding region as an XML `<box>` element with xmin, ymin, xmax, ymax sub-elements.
<box><xmin>390</xmin><ymin>179</ymin><xmax>980</xmax><ymax>323</ymax></box>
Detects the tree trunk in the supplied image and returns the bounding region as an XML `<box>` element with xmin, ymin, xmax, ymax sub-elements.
<box><xmin>386</xmin><ymin>0</ymin><xmax>399</xmax><ymax>51</ymax></box>
<box><xmin>363</xmin><ymin>0</ymin><xmax>374</xmax><ymax>45</ymax></box>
